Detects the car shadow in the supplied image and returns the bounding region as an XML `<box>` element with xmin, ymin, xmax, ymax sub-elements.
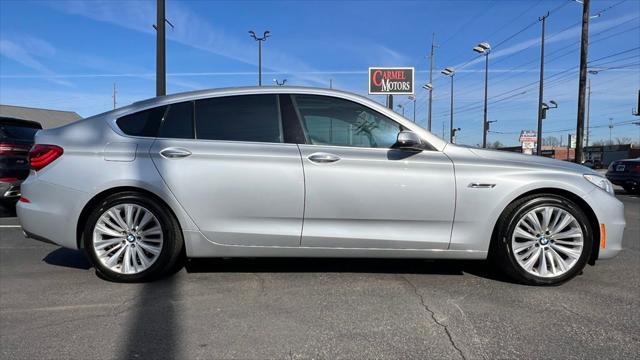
<box><xmin>185</xmin><ymin>257</ymin><xmax>515</xmax><ymax>283</ymax></box>
<box><xmin>42</xmin><ymin>248</ymin><xmax>92</xmax><ymax>270</ymax></box>
<box><xmin>0</xmin><ymin>201</ymin><xmax>17</xmax><ymax>218</ymax></box>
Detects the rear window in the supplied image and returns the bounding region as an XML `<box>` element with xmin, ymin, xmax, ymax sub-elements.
<box><xmin>0</xmin><ymin>124</ymin><xmax>41</xmax><ymax>141</ymax></box>
<box><xmin>116</xmin><ymin>106</ymin><xmax>167</xmax><ymax>137</ymax></box>
<box><xmin>194</xmin><ymin>95</ymin><xmax>282</xmax><ymax>143</ymax></box>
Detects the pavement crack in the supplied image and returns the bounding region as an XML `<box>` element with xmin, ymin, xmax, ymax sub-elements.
<box><xmin>253</xmin><ymin>273</ymin><xmax>266</xmax><ymax>294</ymax></box>
<box><xmin>400</xmin><ymin>275</ymin><xmax>466</xmax><ymax>360</ymax></box>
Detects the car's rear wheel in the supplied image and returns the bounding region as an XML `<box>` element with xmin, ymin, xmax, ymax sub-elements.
<box><xmin>492</xmin><ymin>194</ymin><xmax>593</xmax><ymax>285</ymax></box>
<box><xmin>84</xmin><ymin>191</ymin><xmax>183</xmax><ymax>282</ymax></box>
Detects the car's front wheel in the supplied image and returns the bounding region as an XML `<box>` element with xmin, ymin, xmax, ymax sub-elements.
<box><xmin>492</xmin><ymin>194</ymin><xmax>593</xmax><ymax>285</ymax></box>
<box><xmin>84</xmin><ymin>191</ymin><xmax>184</xmax><ymax>282</ymax></box>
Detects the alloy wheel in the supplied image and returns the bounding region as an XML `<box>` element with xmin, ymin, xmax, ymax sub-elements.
<box><xmin>511</xmin><ymin>205</ymin><xmax>584</xmax><ymax>278</ymax></box>
<box><xmin>92</xmin><ymin>204</ymin><xmax>164</xmax><ymax>274</ymax></box>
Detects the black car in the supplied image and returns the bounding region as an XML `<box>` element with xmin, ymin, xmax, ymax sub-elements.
<box><xmin>0</xmin><ymin>117</ymin><xmax>42</xmax><ymax>202</ymax></box>
<box><xmin>606</xmin><ymin>158</ymin><xmax>640</xmax><ymax>194</ymax></box>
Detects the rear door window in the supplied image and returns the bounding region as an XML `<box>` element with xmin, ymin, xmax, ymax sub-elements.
<box><xmin>116</xmin><ymin>106</ymin><xmax>167</xmax><ymax>137</ymax></box>
<box><xmin>194</xmin><ymin>95</ymin><xmax>282</xmax><ymax>143</ymax></box>
<box><xmin>159</xmin><ymin>101</ymin><xmax>194</xmax><ymax>139</ymax></box>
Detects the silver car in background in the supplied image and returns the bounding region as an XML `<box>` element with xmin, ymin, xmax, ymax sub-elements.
<box><xmin>17</xmin><ymin>87</ymin><xmax>625</xmax><ymax>284</ymax></box>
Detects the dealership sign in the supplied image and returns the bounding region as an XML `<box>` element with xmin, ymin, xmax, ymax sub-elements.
<box><xmin>519</xmin><ymin>130</ymin><xmax>537</xmax><ymax>143</ymax></box>
<box><xmin>368</xmin><ymin>67</ymin><xmax>415</xmax><ymax>95</ymax></box>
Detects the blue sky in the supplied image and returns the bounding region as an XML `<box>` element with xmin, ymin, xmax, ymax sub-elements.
<box><xmin>0</xmin><ymin>0</ymin><xmax>638</xmax><ymax>146</ymax></box>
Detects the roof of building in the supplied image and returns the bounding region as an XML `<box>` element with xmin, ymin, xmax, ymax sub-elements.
<box><xmin>0</xmin><ymin>104</ymin><xmax>82</xmax><ymax>129</ymax></box>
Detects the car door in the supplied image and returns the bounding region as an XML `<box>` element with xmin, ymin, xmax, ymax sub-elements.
<box><xmin>291</xmin><ymin>94</ymin><xmax>455</xmax><ymax>249</ymax></box>
<box><xmin>150</xmin><ymin>95</ymin><xmax>305</xmax><ymax>247</ymax></box>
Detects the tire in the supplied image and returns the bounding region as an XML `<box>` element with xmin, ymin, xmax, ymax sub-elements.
<box><xmin>83</xmin><ymin>191</ymin><xmax>184</xmax><ymax>282</ymax></box>
<box><xmin>491</xmin><ymin>194</ymin><xmax>593</xmax><ymax>286</ymax></box>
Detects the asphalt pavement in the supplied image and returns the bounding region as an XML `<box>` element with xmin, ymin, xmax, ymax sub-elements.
<box><xmin>1</xmin><ymin>193</ymin><xmax>638</xmax><ymax>359</ymax></box>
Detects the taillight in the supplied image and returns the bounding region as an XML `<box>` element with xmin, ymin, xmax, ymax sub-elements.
<box><xmin>0</xmin><ymin>142</ymin><xmax>30</xmax><ymax>155</ymax></box>
<box><xmin>29</xmin><ymin>144</ymin><xmax>63</xmax><ymax>171</ymax></box>
<box><xmin>631</xmin><ymin>164</ymin><xmax>640</xmax><ymax>173</ymax></box>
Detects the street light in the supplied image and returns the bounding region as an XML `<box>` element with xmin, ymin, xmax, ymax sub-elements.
<box><xmin>441</xmin><ymin>67</ymin><xmax>455</xmax><ymax>142</ymax></box>
<box><xmin>248</xmin><ymin>30</ymin><xmax>270</xmax><ymax>86</ymax></box>
<box><xmin>273</xmin><ymin>78</ymin><xmax>287</xmax><ymax>86</ymax></box>
<box><xmin>473</xmin><ymin>42</ymin><xmax>491</xmax><ymax>148</ymax></box>
<box><xmin>408</xmin><ymin>95</ymin><xmax>416</xmax><ymax>122</ymax></box>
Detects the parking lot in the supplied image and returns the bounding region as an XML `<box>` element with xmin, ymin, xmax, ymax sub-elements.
<box><xmin>0</xmin><ymin>192</ymin><xmax>638</xmax><ymax>359</ymax></box>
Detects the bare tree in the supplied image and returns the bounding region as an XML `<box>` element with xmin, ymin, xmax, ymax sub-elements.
<box><xmin>543</xmin><ymin>136</ymin><xmax>560</xmax><ymax>147</ymax></box>
<box><xmin>615</xmin><ymin>137</ymin><xmax>632</xmax><ymax>145</ymax></box>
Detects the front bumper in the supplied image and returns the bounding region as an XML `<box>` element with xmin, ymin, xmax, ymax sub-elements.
<box><xmin>16</xmin><ymin>176</ymin><xmax>89</xmax><ymax>250</ymax></box>
<box><xmin>583</xmin><ymin>187</ymin><xmax>626</xmax><ymax>260</ymax></box>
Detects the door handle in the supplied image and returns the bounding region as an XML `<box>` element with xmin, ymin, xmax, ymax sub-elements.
<box><xmin>307</xmin><ymin>152</ymin><xmax>341</xmax><ymax>163</ymax></box>
<box><xmin>160</xmin><ymin>147</ymin><xmax>192</xmax><ymax>159</ymax></box>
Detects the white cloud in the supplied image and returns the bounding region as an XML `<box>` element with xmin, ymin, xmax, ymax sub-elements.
<box><xmin>0</xmin><ymin>37</ymin><xmax>71</xmax><ymax>86</ymax></box>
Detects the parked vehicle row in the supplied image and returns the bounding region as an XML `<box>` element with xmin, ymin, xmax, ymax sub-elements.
<box><xmin>0</xmin><ymin>117</ymin><xmax>42</xmax><ymax>203</ymax></box>
<box><xmin>16</xmin><ymin>87</ymin><xmax>625</xmax><ymax>285</ymax></box>
<box><xmin>606</xmin><ymin>158</ymin><xmax>640</xmax><ymax>194</ymax></box>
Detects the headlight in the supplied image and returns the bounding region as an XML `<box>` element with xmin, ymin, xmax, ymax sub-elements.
<box><xmin>584</xmin><ymin>174</ymin><xmax>615</xmax><ymax>196</ymax></box>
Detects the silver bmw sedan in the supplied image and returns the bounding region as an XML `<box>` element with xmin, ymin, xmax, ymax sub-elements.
<box><xmin>17</xmin><ymin>87</ymin><xmax>625</xmax><ymax>284</ymax></box>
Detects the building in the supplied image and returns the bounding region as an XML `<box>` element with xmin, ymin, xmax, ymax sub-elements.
<box><xmin>584</xmin><ymin>144</ymin><xmax>640</xmax><ymax>167</ymax></box>
<box><xmin>0</xmin><ymin>104</ymin><xmax>82</xmax><ymax>129</ymax></box>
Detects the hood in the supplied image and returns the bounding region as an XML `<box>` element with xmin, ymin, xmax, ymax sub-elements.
<box><xmin>465</xmin><ymin>146</ymin><xmax>598</xmax><ymax>175</ymax></box>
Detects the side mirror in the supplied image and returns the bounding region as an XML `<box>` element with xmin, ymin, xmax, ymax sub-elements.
<box><xmin>395</xmin><ymin>131</ymin><xmax>422</xmax><ymax>150</ymax></box>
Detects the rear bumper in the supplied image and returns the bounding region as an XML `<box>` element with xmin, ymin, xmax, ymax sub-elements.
<box><xmin>606</xmin><ymin>173</ymin><xmax>640</xmax><ymax>187</ymax></box>
<box><xmin>16</xmin><ymin>176</ymin><xmax>89</xmax><ymax>250</ymax></box>
<box><xmin>583</xmin><ymin>188</ymin><xmax>626</xmax><ymax>260</ymax></box>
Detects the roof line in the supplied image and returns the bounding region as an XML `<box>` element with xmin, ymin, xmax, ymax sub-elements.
<box><xmin>0</xmin><ymin>103</ymin><xmax>81</xmax><ymax>116</ymax></box>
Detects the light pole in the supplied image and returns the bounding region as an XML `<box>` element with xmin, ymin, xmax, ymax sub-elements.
<box><xmin>408</xmin><ymin>95</ymin><xmax>416</xmax><ymax>122</ymax></box>
<box><xmin>586</xmin><ymin>70</ymin><xmax>600</xmax><ymax>148</ymax></box>
<box><xmin>608</xmin><ymin>118</ymin><xmax>614</xmax><ymax>144</ymax></box>
<box><xmin>273</xmin><ymin>78</ymin><xmax>287</xmax><ymax>86</ymax></box>
<box><xmin>473</xmin><ymin>42</ymin><xmax>491</xmax><ymax>148</ymax></box>
<box><xmin>427</xmin><ymin>33</ymin><xmax>437</xmax><ymax>131</ymax></box>
<box><xmin>539</xmin><ymin>100</ymin><xmax>558</xmax><ymax>151</ymax></box>
<box><xmin>536</xmin><ymin>12</ymin><xmax>550</xmax><ymax>155</ymax></box>
<box><xmin>249</xmin><ymin>30</ymin><xmax>270</xmax><ymax>86</ymax></box>
<box><xmin>423</xmin><ymin>84</ymin><xmax>433</xmax><ymax>126</ymax></box>
<box><xmin>441</xmin><ymin>67</ymin><xmax>455</xmax><ymax>142</ymax></box>
<box><xmin>397</xmin><ymin>104</ymin><xmax>405</xmax><ymax>116</ymax></box>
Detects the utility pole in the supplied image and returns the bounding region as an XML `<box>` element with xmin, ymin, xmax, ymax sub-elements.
<box><xmin>329</xmin><ymin>79</ymin><xmax>333</xmax><ymax>89</ymax></box>
<box><xmin>574</xmin><ymin>0</ymin><xmax>590</xmax><ymax>163</ymax></box>
<box><xmin>112</xmin><ymin>83</ymin><xmax>117</xmax><ymax>109</ymax></box>
<box><xmin>427</xmin><ymin>33</ymin><xmax>437</xmax><ymax>131</ymax></box>
<box><xmin>442</xmin><ymin>121</ymin><xmax>445</xmax><ymax>139</ymax></box>
<box><xmin>155</xmin><ymin>0</ymin><xmax>166</xmax><ymax>97</ymax></box>
<box><xmin>249</xmin><ymin>31</ymin><xmax>270</xmax><ymax>86</ymax></box>
<box><xmin>609</xmin><ymin>118</ymin><xmax>613</xmax><ymax>144</ymax></box>
<box><xmin>586</xmin><ymin>79</ymin><xmax>591</xmax><ymax>147</ymax></box>
<box><xmin>387</xmin><ymin>95</ymin><xmax>394</xmax><ymax>110</ymax></box>
<box><xmin>449</xmin><ymin>74</ymin><xmax>455</xmax><ymax>142</ymax></box>
<box><xmin>536</xmin><ymin>12</ymin><xmax>549</xmax><ymax>156</ymax></box>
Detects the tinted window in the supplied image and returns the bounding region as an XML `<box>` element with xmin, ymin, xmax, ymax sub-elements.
<box><xmin>159</xmin><ymin>101</ymin><xmax>194</xmax><ymax>139</ymax></box>
<box><xmin>0</xmin><ymin>124</ymin><xmax>40</xmax><ymax>141</ymax></box>
<box><xmin>117</xmin><ymin>106</ymin><xmax>167</xmax><ymax>137</ymax></box>
<box><xmin>293</xmin><ymin>95</ymin><xmax>401</xmax><ymax>148</ymax></box>
<box><xmin>195</xmin><ymin>95</ymin><xmax>282</xmax><ymax>143</ymax></box>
